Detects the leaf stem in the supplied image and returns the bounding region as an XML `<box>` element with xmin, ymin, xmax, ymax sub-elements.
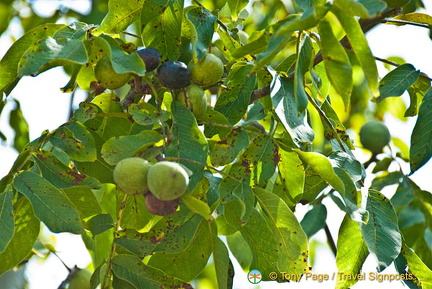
<box><xmin>101</xmin><ymin>193</ymin><xmax>129</xmax><ymax>289</ymax></box>
<box><xmin>324</xmin><ymin>224</ymin><xmax>337</xmax><ymax>256</ymax></box>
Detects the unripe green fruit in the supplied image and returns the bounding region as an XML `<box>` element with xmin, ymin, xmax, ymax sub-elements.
<box><xmin>383</xmin><ymin>0</ymin><xmax>410</xmax><ymax>8</ymax></box>
<box><xmin>113</xmin><ymin>157</ymin><xmax>152</xmax><ymax>195</ymax></box>
<box><xmin>189</xmin><ymin>54</ymin><xmax>224</xmax><ymax>86</ymax></box>
<box><xmin>68</xmin><ymin>268</ymin><xmax>91</xmax><ymax>289</ymax></box>
<box><xmin>177</xmin><ymin>84</ymin><xmax>207</xmax><ymax>119</ymax></box>
<box><xmin>94</xmin><ymin>56</ymin><xmax>132</xmax><ymax>90</ymax></box>
<box><xmin>147</xmin><ymin>161</ymin><xmax>189</xmax><ymax>201</ymax></box>
<box><xmin>359</xmin><ymin>121</ymin><xmax>391</xmax><ymax>154</ymax></box>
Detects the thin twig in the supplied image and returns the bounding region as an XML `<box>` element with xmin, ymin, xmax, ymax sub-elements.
<box><xmin>324</xmin><ymin>224</ymin><xmax>337</xmax><ymax>256</ymax></box>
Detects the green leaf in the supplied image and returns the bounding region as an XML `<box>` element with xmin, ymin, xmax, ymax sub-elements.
<box><xmin>101</xmin><ymin>130</ymin><xmax>162</xmax><ymax>165</ymax></box>
<box><xmin>294</xmin><ymin>34</ymin><xmax>313</xmax><ymax>113</ymax></box>
<box><xmin>332</xmin><ymin>7</ymin><xmax>379</xmax><ymax>97</ymax></box>
<box><xmin>210</xmin><ymin>226</ymin><xmax>232</xmax><ymax>289</ymax></box>
<box><xmin>302</xmin><ymin>167</ymin><xmax>328</xmax><ymax>202</ymax></box>
<box><xmin>254</xmin><ymin>188</ymin><xmax>309</xmax><ymax>279</ymax></box>
<box><xmin>0</xmin><ymin>190</ymin><xmax>14</xmax><ymax>253</ymax></box>
<box><xmin>214</xmin><ymin>62</ymin><xmax>256</xmax><ymax>125</ymax></box>
<box><xmin>318</xmin><ymin>19</ymin><xmax>353</xmax><ymax>106</ymax></box>
<box><xmin>50</xmin><ymin>122</ymin><xmax>97</xmax><ymax>162</ymax></box>
<box><xmin>9</xmin><ymin>99</ymin><xmax>29</xmax><ymax>152</ymax></box>
<box><xmin>129</xmin><ymin>103</ymin><xmax>160</xmax><ymax>126</ymax></box>
<box><xmin>231</xmin><ymin>31</ymin><xmax>271</xmax><ymax>59</ymax></box>
<box><xmin>277</xmin><ymin>149</ymin><xmax>305</xmax><ymax>202</ymax></box>
<box><xmin>300</xmin><ymin>204</ymin><xmax>327</xmax><ymax>238</ymax></box>
<box><xmin>294</xmin><ymin>149</ymin><xmax>345</xmax><ymax>194</ymax></box>
<box><xmin>181</xmin><ymin>194</ymin><xmax>213</xmax><ymax>221</ymax></box>
<box><xmin>320</xmin><ymin>100</ymin><xmax>355</xmax><ymax>149</ymax></box>
<box><xmin>402</xmin><ymin>244</ymin><xmax>432</xmax><ymax>289</ymax></box>
<box><xmin>13</xmin><ymin>171</ymin><xmax>84</xmax><ymax>234</ymax></box>
<box><xmin>167</xmin><ymin>102</ymin><xmax>208</xmax><ymax>190</ymax></box>
<box><xmin>394</xmin><ymin>12</ymin><xmax>432</xmax><ymax>26</ymax></box>
<box><xmin>32</xmin><ymin>149</ymin><xmax>100</xmax><ymax>189</ymax></box>
<box><xmin>141</xmin><ymin>0</ymin><xmax>184</xmax><ymax>60</ymax></box>
<box><xmin>96</xmin><ymin>0</ymin><xmax>144</xmax><ymax>34</ymax></box>
<box><xmin>240</xmin><ymin>135</ymin><xmax>277</xmax><ymax>187</ymax></box>
<box><xmin>147</xmin><ymin>219</ymin><xmax>213</xmax><ymax>282</ymax></box>
<box><xmin>0</xmin><ymin>23</ymin><xmax>65</xmax><ymax>95</ymax></box>
<box><xmin>405</xmin><ymin>75</ymin><xmax>431</xmax><ymax>117</ymax></box>
<box><xmin>63</xmin><ymin>187</ymin><xmax>102</xmax><ymax>218</ymax></box>
<box><xmin>333</xmin><ymin>0</ymin><xmax>384</xmax><ymax>18</ymax></box>
<box><xmin>120</xmin><ymin>194</ymin><xmax>153</xmax><ymax>231</ymax></box>
<box><xmin>410</xmin><ymin>89</ymin><xmax>432</xmax><ymax>173</ymax></box>
<box><xmin>112</xmin><ymin>254</ymin><xmax>190</xmax><ymax>288</ymax></box>
<box><xmin>226</xmin><ymin>231</ymin><xmax>252</xmax><ymax>269</ymax></box>
<box><xmin>86</xmin><ymin>214</ymin><xmax>114</xmax><ymax>235</ymax></box>
<box><xmin>186</xmin><ymin>6</ymin><xmax>218</xmax><ymax>60</ymax></box>
<box><xmin>18</xmin><ymin>37</ymin><xmax>87</xmax><ymax>77</ymax></box>
<box><xmin>375</xmin><ymin>64</ymin><xmax>420</xmax><ymax>102</ymax></box>
<box><xmin>360</xmin><ymin>190</ymin><xmax>402</xmax><ymax>272</ymax></box>
<box><xmin>270</xmin><ymin>72</ymin><xmax>314</xmax><ymax>147</ymax></box>
<box><xmin>209</xmin><ymin>128</ymin><xmax>249</xmax><ymax>166</ymax></box>
<box><xmin>0</xmin><ymin>198</ymin><xmax>39</xmax><ymax>275</ymax></box>
<box><xmin>336</xmin><ymin>215</ymin><xmax>369</xmax><ymax>289</ymax></box>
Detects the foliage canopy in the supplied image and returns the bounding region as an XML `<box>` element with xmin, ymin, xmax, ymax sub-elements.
<box><xmin>1</xmin><ymin>0</ymin><xmax>432</xmax><ymax>288</ymax></box>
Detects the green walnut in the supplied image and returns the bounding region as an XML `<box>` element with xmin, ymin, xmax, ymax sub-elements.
<box><xmin>68</xmin><ymin>268</ymin><xmax>92</xmax><ymax>289</ymax></box>
<box><xmin>359</xmin><ymin>121</ymin><xmax>391</xmax><ymax>154</ymax></box>
<box><xmin>113</xmin><ymin>157</ymin><xmax>152</xmax><ymax>195</ymax></box>
<box><xmin>94</xmin><ymin>56</ymin><xmax>132</xmax><ymax>90</ymax></box>
<box><xmin>383</xmin><ymin>0</ymin><xmax>410</xmax><ymax>8</ymax></box>
<box><xmin>177</xmin><ymin>84</ymin><xmax>207</xmax><ymax>119</ymax></box>
<box><xmin>189</xmin><ymin>53</ymin><xmax>224</xmax><ymax>86</ymax></box>
<box><xmin>147</xmin><ymin>161</ymin><xmax>189</xmax><ymax>201</ymax></box>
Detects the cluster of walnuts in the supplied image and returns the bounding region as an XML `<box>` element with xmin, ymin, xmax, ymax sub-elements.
<box><xmin>93</xmin><ymin>46</ymin><xmax>226</xmax><ymax>215</ymax></box>
<box><xmin>94</xmin><ymin>46</ymin><xmax>224</xmax><ymax>119</ymax></box>
<box><xmin>113</xmin><ymin>158</ymin><xmax>190</xmax><ymax>216</ymax></box>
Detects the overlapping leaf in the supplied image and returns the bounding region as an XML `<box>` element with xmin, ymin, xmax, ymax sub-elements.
<box><xmin>0</xmin><ymin>190</ymin><xmax>14</xmax><ymax>253</ymax></box>
<box><xmin>360</xmin><ymin>190</ymin><xmax>402</xmax><ymax>272</ymax></box>
<box><xmin>96</xmin><ymin>0</ymin><xmax>145</xmax><ymax>34</ymax></box>
<box><xmin>376</xmin><ymin>64</ymin><xmax>420</xmax><ymax>102</ymax></box>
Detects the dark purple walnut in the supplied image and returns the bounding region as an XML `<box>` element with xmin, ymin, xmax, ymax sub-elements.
<box><xmin>145</xmin><ymin>192</ymin><xmax>179</xmax><ymax>216</ymax></box>
<box><xmin>156</xmin><ymin>61</ymin><xmax>191</xmax><ymax>89</ymax></box>
<box><xmin>136</xmin><ymin>47</ymin><xmax>161</xmax><ymax>71</ymax></box>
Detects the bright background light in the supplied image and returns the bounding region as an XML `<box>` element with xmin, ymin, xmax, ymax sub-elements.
<box><xmin>1</xmin><ymin>1</ymin><xmax>431</xmax><ymax>289</ymax></box>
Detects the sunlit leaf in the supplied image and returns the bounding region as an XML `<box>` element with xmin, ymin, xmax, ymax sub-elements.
<box><xmin>336</xmin><ymin>215</ymin><xmax>369</xmax><ymax>289</ymax></box>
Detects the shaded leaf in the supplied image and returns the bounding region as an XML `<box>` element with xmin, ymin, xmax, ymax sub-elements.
<box><xmin>410</xmin><ymin>89</ymin><xmax>432</xmax><ymax>173</ymax></box>
<box><xmin>300</xmin><ymin>204</ymin><xmax>327</xmax><ymax>238</ymax></box>
<box><xmin>9</xmin><ymin>99</ymin><xmax>29</xmax><ymax>152</ymax></box>
<box><xmin>210</xmin><ymin>225</ymin><xmax>232</xmax><ymax>289</ymax></box>
<box><xmin>209</xmin><ymin>128</ymin><xmax>249</xmax><ymax>166</ymax></box>
<box><xmin>14</xmin><ymin>171</ymin><xmax>84</xmax><ymax>234</ymax></box>
<box><xmin>63</xmin><ymin>186</ymin><xmax>102</xmax><ymax>218</ymax></box>
<box><xmin>112</xmin><ymin>254</ymin><xmax>189</xmax><ymax>288</ymax></box>
<box><xmin>376</xmin><ymin>64</ymin><xmax>420</xmax><ymax>102</ymax></box>
<box><xmin>360</xmin><ymin>190</ymin><xmax>402</xmax><ymax>272</ymax></box>
<box><xmin>294</xmin><ymin>34</ymin><xmax>313</xmax><ymax>113</ymax></box>
<box><xmin>86</xmin><ymin>214</ymin><xmax>114</xmax><ymax>235</ymax></box>
<box><xmin>181</xmin><ymin>194</ymin><xmax>213</xmax><ymax>221</ymax></box>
